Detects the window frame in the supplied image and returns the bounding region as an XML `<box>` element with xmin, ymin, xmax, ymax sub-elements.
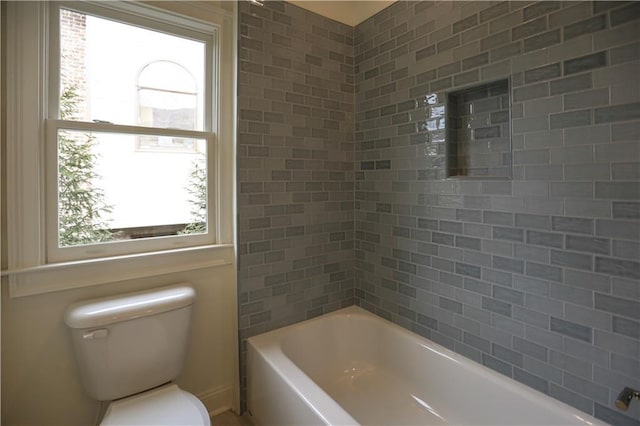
<box><xmin>4</xmin><ymin>1</ymin><xmax>237</xmax><ymax>297</ymax></box>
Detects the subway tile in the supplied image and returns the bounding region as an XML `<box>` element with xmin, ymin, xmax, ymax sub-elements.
<box><xmin>482</xmin><ymin>296</ymin><xmax>512</xmax><ymax>317</ymax></box>
<box><xmin>549</xmin><ymin>384</ymin><xmax>594</xmax><ymax>415</ymax></box>
<box><xmin>550</xmin><ymin>182</ymin><xmax>594</xmax><ymax>198</ymax></box>
<box><xmin>524</xmin><ymin>164</ymin><xmax>563</xmax><ymax>180</ymax></box>
<box><xmin>563</xmin><ymin>88</ymin><xmax>609</xmax><ymax>111</ymax></box>
<box><xmin>492</xmin><ymin>342</ymin><xmax>524</xmax><ymax>367</ymax></box>
<box><xmin>564</xmin><ymin>269</ymin><xmax>611</xmax><ymax>293</ymax></box>
<box><xmin>595</xmin><ymin>182</ymin><xmax>640</xmax><ymax>200</ymax></box>
<box><xmin>610</xmin><ymin>2</ymin><xmax>640</xmax><ymax>27</ymax></box>
<box><xmin>550</xmin><ymin>317</ymin><xmax>592</xmax><ymax>343</ymax></box>
<box><xmin>595</xmin><ymin>257</ymin><xmax>640</xmax><ymax>280</ymax></box>
<box><xmin>611</xmin><ymin>41</ymin><xmax>640</xmax><ymax>65</ymax></box>
<box><xmin>528</xmin><ymin>325</ymin><xmax>565</xmax><ymax>353</ymax></box>
<box><xmin>552</xmin><ymin>151</ymin><xmax>598</xmax><ymax>169</ymax></box>
<box><xmin>612</xmin><ymin>162</ymin><xmax>640</xmax><ymax>180</ymax></box>
<box><xmin>594</xmin><ymin>102</ymin><xmax>640</xmax><ymax>124</ymax></box>
<box><xmin>514</xmin><ymin>149</ymin><xmax>550</xmax><ymax>165</ymax></box>
<box><xmin>515</xmin><ymin>213</ymin><xmax>550</xmax><ymax>230</ymax></box>
<box><xmin>552</xmin><ymin>217</ymin><xmax>593</xmax><ymax>235</ymax></box>
<box><xmin>595</xmin><ymin>141</ymin><xmax>640</xmax><ymax>163</ymax></box>
<box><xmin>493</xmin><ymin>256</ymin><xmax>525</xmax><ymax>274</ymax></box>
<box><xmin>596</xmin><ymin>219</ymin><xmax>640</xmax><ymax>240</ymax></box>
<box><xmin>549</xmin><ymin>34</ymin><xmax>593</xmax><ymax>63</ymax></box>
<box><xmin>549</xmin><ymin>74</ymin><xmax>592</xmax><ymax>95</ymax></box>
<box><xmin>513</xmin><ymin>367</ymin><xmax>549</xmax><ymax>394</ymax></box>
<box><xmin>480</xmin><ymin>2</ymin><xmax>510</xmax><ymax>23</ymax></box>
<box><xmin>524</xmin><ymin>1</ymin><xmax>561</xmax><ymax>20</ymax></box>
<box><xmin>514</xmin><ymin>82</ymin><xmax>549</xmax><ymax>102</ymax></box>
<box><xmin>515</xmin><ymin>244</ymin><xmax>549</xmax><ymax>263</ymax></box>
<box><xmin>453</xmin><ymin>14</ymin><xmax>479</xmax><ymax>34</ymax></box>
<box><xmin>513</xmin><ymin>116</ymin><xmax>549</xmax><ymax>133</ymax></box>
<box><xmin>613</xmin><ymin>240</ymin><xmax>640</xmax><ymax>260</ymax></box>
<box><xmin>564</xmin><ymin>124</ymin><xmax>610</xmax><ymax>146</ymax></box>
<box><xmin>524</xmin><ymin>97</ymin><xmax>563</xmax><ymax>117</ymax></box>
<box><xmin>596</xmin><ymin>293</ymin><xmax>640</xmax><ymax>321</ymax></box>
<box><xmin>564</xmin><ymin>51</ymin><xmax>608</xmax><ymax>75</ymax></box>
<box><xmin>527</xmin><ymin>230</ymin><xmax>563</xmax><ymax>248</ymax></box>
<box><xmin>524</xmin><ymin>63</ymin><xmax>561</xmax><ymax>84</ymax></box>
<box><xmin>613</xmin><ymin>201</ymin><xmax>640</xmax><ymax>219</ymax></box>
<box><xmin>550</xmin><ymin>350</ymin><xmax>592</xmax><ymax>382</ymax></box>
<box><xmin>564</xmin><ymin>15</ymin><xmax>607</xmax><ymax>41</ymax></box>
<box><xmin>524</xmin><ymin>29</ymin><xmax>561</xmax><ymax>53</ymax></box>
<box><xmin>482</xmin><ymin>353</ymin><xmax>513</xmax><ymax>376</ymax></box>
<box><xmin>550</xmin><ymin>249</ymin><xmax>593</xmax><ymax>271</ymax></box>
<box><xmin>493</xmin><ymin>226</ymin><xmax>524</xmax><ymax>242</ymax></box>
<box><xmin>512</xmin><ymin>17</ymin><xmax>547</xmax><ymax>40</ymax></box>
<box><xmin>613</xmin><ymin>121</ymin><xmax>640</xmax><ymax>142</ymax></box>
<box><xmin>549</xmin><ymin>110</ymin><xmax>591</xmax><ymax>129</ymax></box>
<box><xmin>455</xmin><ymin>262</ymin><xmax>482</xmax><ymax>279</ymax></box>
<box><xmin>493</xmin><ymin>285</ymin><xmax>524</xmax><ymax>305</ymax></box>
<box><xmin>526</xmin><ymin>261</ymin><xmax>563</xmax><ymax>282</ymax></box>
<box><xmin>480</xmin><ymin>30</ymin><xmax>511</xmax><ymax>51</ymax></box>
<box><xmin>566</xmin><ymin>235</ymin><xmax>610</xmax><ymax>255</ymax></box>
<box><xmin>563</xmin><ymin>372</ymin><xmax>609</xmax><ymax>404</ymax></box>
<box><xmin>549</xmin><ymin>2</ymin><xmax>592</xmax><ymax>28</ymax></box>
<box><xmin>613</xmin><ymin>316</ymin><xmax>640</xmax><ymax>339</ymax></box>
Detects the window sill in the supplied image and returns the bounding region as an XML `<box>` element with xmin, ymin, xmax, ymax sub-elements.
<box><xmin>2</xmin><ymin>244</ymin><xmax>234</xmax><ymax>298</ymax></box>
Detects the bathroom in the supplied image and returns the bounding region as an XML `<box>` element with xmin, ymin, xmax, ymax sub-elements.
<box><xmin>2</xmin><ymin>0</ymin><xmax>640</xmax><ymax>425</ymax></box>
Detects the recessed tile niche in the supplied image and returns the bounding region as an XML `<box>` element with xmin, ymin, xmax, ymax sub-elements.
<box><xmin>446</xmin><ymin>79</ymin><xmax>512</xmax><ymax>179</ymax></box>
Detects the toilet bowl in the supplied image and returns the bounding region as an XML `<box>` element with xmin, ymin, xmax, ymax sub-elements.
<box><xmin>65</xmin><ymin>284</ymin><xmax>210</xmax><ymax>426</ymax></box>
<box><xmin>101</xmin><ymin>384</ymin><xmax>209</xmax><ymax>425</ymax></box>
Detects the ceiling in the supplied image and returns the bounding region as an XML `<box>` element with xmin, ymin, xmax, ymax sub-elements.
<box><xmin>287</xmin><ymin>1</ymin><xmax>396</xmax><ymax>26</ymax></box>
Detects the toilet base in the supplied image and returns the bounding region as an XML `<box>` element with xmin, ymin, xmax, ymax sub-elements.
<box><xmin>101</xmin><ymin>383</ymin><xmax>210</xmax><ymax>426</ymax></box>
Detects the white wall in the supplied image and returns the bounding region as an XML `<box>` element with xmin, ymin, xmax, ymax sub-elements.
<box><xmin>1</xmin><ymin>265</ymin><xmax>238</xmax><ymax>425</ymax></box>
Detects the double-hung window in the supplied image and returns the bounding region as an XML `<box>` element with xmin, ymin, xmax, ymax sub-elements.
<box><xmin>5</xmin><ymin>1</ymin><xmax>236</xmax><ymax>296</ymax></box>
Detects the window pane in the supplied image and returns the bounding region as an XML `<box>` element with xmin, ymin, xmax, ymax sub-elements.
<box><xmin>59</xmin><ymin>9</ymin><xmax>205</xmax><ymax>129</ymax></box>
<box><xmin>57</xmin><ymin>129</ymin><xmax>207</xmax><ymax>247</ymax></box>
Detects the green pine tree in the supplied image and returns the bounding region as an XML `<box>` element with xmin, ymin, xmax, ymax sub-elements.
<box><xmin>180</xmin><ymin>156</ymin><xmax>207</xmax><ymax>234</ymax></box>
<box><xmin>58</xmin><ymin>86</ymin><xmax>113</xmax><ymax>246</ymax></box>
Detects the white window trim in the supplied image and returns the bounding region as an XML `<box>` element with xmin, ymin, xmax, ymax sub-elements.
<box><xmin>4</xmin><ymin>1</ymin><xmax>237</xmax><ymax>298</ymax></box>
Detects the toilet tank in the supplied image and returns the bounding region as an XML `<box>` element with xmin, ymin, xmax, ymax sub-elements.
<box><xmin>65</xmin><ymin>284</ymin><xmax>196</xmax><ymax>401</ymax></box>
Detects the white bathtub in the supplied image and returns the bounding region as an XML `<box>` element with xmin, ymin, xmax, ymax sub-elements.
<box><xmin>247</xmin><ymin>306</ymin><xmax>604</xmax><ymax>426</ymax></box>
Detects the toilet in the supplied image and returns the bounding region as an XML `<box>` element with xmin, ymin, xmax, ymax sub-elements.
<box><xmin>65</xmin><ymin>284</ymin><xmax>210</xmax><ymax>425</ymax></box>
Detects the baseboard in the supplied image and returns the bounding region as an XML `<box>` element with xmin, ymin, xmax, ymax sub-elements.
<box><xmin>198</xmin><ymin>384</ymin><xmax>236</xmax><ymax>417</ymax></box>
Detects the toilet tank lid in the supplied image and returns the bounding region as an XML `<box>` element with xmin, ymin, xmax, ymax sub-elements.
<box><xmin>65</xmin><ymin>284</ymin><xmax>195</xmax><ymax>329</ymax></box>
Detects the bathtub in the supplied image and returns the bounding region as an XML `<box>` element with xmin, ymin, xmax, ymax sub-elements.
<box><xmin>247</xmin><ymin>306</ymin><xmax>603</xmax><ymax>426</ymax></box>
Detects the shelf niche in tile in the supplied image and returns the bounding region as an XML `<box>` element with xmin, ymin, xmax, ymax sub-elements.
<box><xmin>446</xmin><ymin>79</ymin><xmax>512</xmax><ymax>179</ymax></box>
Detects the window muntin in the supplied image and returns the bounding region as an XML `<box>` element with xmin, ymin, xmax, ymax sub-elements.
<box><xmin>47</xmin><ymin>3</ymin><xmax>218</xmax><ymax>262</ymax></box>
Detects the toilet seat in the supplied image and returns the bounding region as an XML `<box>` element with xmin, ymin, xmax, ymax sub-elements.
<box><xmin>101</xmin><ymin>383</ymin><xmax>210</xmax><ymax>426</ymax></box>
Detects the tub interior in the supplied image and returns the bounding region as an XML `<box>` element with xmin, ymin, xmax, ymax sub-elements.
<box><xmin>281</xmin><ymin>314</ymin><xmax>446</xmax><ymax>425</ymax></box>
<box><xmin>279</xmin><ymin>310</ymin><xmax>596</xmax><ymax>426</ymax></box>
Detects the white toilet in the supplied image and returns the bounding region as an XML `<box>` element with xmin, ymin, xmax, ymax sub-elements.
<box><xmin>65</xmin><ymin>284</ymin><xmax>210</xmax><ymax>425</ymax></box>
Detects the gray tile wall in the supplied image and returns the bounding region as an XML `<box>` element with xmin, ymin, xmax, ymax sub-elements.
<box><xmin>353</xmin><ymin>1</ymin><xmax>640</xmax><ymax>424</ymax></box>
<box><xmin>237</xmin><ymin>0</ymin><xmax>355</xmax><ymax>399</ymax></box>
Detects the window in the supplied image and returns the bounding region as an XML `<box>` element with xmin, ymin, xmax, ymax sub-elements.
<box><xmin>48</xmin><ymin>2</ymin><xmax>218</xmax><ymax>261</ymax></box>
<box><xmin>5</xmin><ymin>1</ymin><xmax>236</xmax><ymax>295</ymax></box>
<box><xmin>137</xmin><ymin>61</ymin><xmax>200</xmax><ymax>152</ymax></box>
